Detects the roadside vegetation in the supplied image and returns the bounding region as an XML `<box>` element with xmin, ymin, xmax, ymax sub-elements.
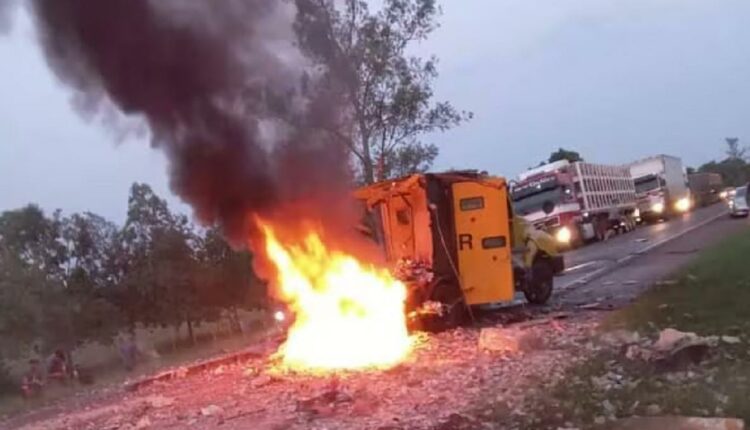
<box><xmin>523</xmin><ymin>226</ymin><xmax>750</xmax><ymax>428</ymax></box>
<box><xmin>0</xmin><ymin>183</ymin><xmax>268</xmax><ymax>407</ymax></box>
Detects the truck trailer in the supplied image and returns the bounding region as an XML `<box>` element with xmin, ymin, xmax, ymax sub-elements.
<box><xmin>511</xmin><ymin>160</ymin><xmax>637</xmax><ymax>247</ymax></box>
<box><xmin>688</xmin><ymin>172</ymin><xmax>723</xmax><ymax>207</ymax></box>
<box><xmin>628</xmin><ymin>155</ymin><xmax>690</xmax><ymax>220</ymax></box>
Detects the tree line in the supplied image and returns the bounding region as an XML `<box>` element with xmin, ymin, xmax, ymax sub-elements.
<box><xmin>0</xmin><ymin>183</ymin><xmax>265</xmax><ymax>389</ymax></box>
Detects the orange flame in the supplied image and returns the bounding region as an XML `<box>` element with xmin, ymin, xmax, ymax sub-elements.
<box><xmin>259</xmin><ymin>222</ymin><xmax>412</xmax><ymax>371</ymax></box>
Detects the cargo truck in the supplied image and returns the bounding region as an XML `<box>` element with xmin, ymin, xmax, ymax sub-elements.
<box><xmin>688</xmin><ymin>172</ymin><xmax>723</xmax><ymax>207</ymax></box>
<box><xmin>511</xmin><ymin>160</ymin><xmax>638</xmax><ymax>247</ymax></box>
<box><xmin>355</xmin><ymin>171</ymin><xmax>564</xmax><ymax>329</ymax></box>
<box><xmin>628</xmin><ymin>155</ymin><xmax>691</xmax><ymax>221</ymax></box>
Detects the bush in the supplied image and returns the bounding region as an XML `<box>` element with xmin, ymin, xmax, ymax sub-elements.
<box><xmin>0</xmin><ymin>360</ymin><xmax>17</xmax><ymax>397</ymax></box>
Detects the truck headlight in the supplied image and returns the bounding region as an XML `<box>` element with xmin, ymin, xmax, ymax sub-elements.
<box><xmin>675</xmin><ymin>197</ymin><xmax>690</xmax><ymax>212</ymax></box>
<box><xmin>651</xmin><ymin>202</ymin><xmax>664</xmax><ymax>214</ymax></box>
<box><xmin>720</xmin><ymin>190</ymin><xmax>728</xmax><ymax>199</ymax></box>
<box><xmin>555</xmin><ymin>226</ymin><xmax>572</xmax><ymax>243</ymax></box>
<box><xmin>273</xmin><ymin>310</ymin><xmax>286</xmax><ymax>322</ymax></box>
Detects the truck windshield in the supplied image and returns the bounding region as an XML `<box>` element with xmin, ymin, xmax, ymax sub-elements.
<box><xmin>512</xmin><ymin>187</ymin><xmax>564</xmax><ymax>215</ymax></box>
<box><xmin>634</xmin><ymin>175</ymin><xmax>659</xmax><ymax>194</ymax></box>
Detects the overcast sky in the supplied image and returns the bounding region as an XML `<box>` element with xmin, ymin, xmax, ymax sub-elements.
<box><xmin>2</xmin><ymin>1</ymin><xmax>749</xmax><ymax>224</ymax></box>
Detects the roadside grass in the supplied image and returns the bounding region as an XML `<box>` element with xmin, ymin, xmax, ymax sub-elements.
<box><xmin>517</xmin><ymin>226</ymin><xmax>750</xmax><ymax>428</ymax></box>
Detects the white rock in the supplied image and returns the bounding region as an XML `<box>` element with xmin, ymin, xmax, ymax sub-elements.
<box><xmin>201</xmin><ymin>404</ymin><xmax>224</xmax><ymax>417</ymax></box>
<box><xmin>721</xmin><ymin>336</ymin><xmax>741</xmax><ymax>345</ymax></box>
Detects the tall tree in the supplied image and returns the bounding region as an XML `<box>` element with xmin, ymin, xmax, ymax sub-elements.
<box><xmin>294</xmin><ymin>0</ymin><xmax>471</xmax><ymax>183</ymax></box>
<box><xmin>197</xmin><ymin>227</ymin><xmax>265</xmax><ymax>332</ymax></box>
<box><xmin>725</xmin><ymin>137</ymin><xmax>746</xmax><ymax>160</ymax></box>
<box><xmin>109</xmin><ymin>183</ymin><xmax>176</xmax><ymax>329</ymax></box>
<box><xmin>548</xmin><ymin>148</ymin><xmax>583</xmax><ymax>164</ymax></box>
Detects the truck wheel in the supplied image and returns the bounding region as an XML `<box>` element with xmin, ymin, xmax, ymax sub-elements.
<box><xmin>524</xmin><ymin>259</ymin><xmax>553</xmax><ymax>305</ymax></box>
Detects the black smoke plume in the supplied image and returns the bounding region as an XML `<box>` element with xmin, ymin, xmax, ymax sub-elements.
<box><xmin>30</xmin><ymin>0</ymin><xmax>353</xmax><ymax>245</ymax></box>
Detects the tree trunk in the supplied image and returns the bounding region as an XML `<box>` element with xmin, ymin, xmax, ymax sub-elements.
<box><xmin>172</xmin><ymin>323</ymin><xmax>180</xmax><ymax>351</ymax></box>
<box><xmin>186</xmin><ymin>318</ymin><xmax>195</xmax><ymax>345</ymax></box>
<box><xmin>229</xmin><ymin>306</ymin><xmax>242</xmax><ymax>333</ymax></box>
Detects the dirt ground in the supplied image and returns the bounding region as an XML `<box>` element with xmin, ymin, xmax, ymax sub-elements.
<box><xmin>1</xmin><ymin>314</ymin><xmax>601</xmax><ymax>430</ymax></box>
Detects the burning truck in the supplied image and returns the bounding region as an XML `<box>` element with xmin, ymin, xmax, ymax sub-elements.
<box><xmin>511</xmin><ymin>160</ymin><xmax>638</xmax><ymax>247</ymax></box>
<box><xmin>356</xmin><ymin>171</ymin><xmax>564</xmax><ymax>329</ymax></box>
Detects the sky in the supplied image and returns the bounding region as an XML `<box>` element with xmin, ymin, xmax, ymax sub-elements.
<box><xmin>2</xmin><ymin>1</ymin><xmax>749</xmax><ymax>224</ymax></box>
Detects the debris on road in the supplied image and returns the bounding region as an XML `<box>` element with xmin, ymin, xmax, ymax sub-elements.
<box><xmin>5</xmin><ymin>318</ymin><xmax>598</xmax><ymax>430</ymax></box>
<box><xmin>721</xmin><ymin>335</ymin><xmax>742</xmax><ymax>345</ymax></box>
<box><xmin>611</xmin><ymin>416</ymin><xmax>745</xmax><ymax>430</ymax></box>
<box><xmin>653</xmin><ymin>328</ymin><xmax>717</xmax><ymax>353</ymax></box>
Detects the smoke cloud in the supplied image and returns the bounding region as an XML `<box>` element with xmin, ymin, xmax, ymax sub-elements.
<box><xmin>29</xmin><ymin>0</ymin><xmax>353</xmax><ymax>244</ymax></box>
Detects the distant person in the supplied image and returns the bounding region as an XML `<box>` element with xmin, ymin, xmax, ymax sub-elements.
<box><xmin>119</xmin><ymin>335</ymin><xmax>139</xmax><ymax>371</ymax></box>
<box><xmin>46</xmin><ymin>349</ymin><xmax>69</xmax><ymax>383</ymax></box>
<box><xmin>20</xmin><ymin>359</ymin><xmax>44</xmax><ymax>398</ymax></box>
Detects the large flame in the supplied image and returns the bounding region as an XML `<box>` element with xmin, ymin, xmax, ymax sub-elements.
<box><xmin>259</xmin><ymin>222</ymin><xmax>412</xmax><ymax>371</ymax></box>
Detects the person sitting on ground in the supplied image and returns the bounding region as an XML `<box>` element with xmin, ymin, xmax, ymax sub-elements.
<box><xmin>21</xmin><ymin>359</ymin><xmax>44</xmax><ymax>398</ymax></box>
<box><xmin>46</xmin><ymin>349</ymin><xmax>69</xmax><ymax>383</ymax></box>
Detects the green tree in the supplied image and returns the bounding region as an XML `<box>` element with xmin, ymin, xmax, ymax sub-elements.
<box><xmin>548</xmin><ymin>148</ymin><xmax>583</xmax><ymax>164</ymax></box>
<box><xmin>699</xmin><ymin>138</ymin><xmax>750</xmax><ymax>187</ymax></box>
<box><xmin>0</xmin><ymin>205</ymin><xmax>67</xmax><ymax>280</ymax></box>
<box><xmin>725</xmin><ymin>137</ymin><xmax>746</xmax><ymax>160</ymax></box>
<box><xmin>294</xmin><ymin>0</ymin><xmax>470</xmax><ymax>183</ymax></box>
<box><xmin>109</xmin><ymin>183</ymin><xmax>176</xmax><ymax>330</ymax></box>
<box><xmin>197</xmin><ymin>227</ymin><xmax>265</xmax><ymax>333</ymax></box>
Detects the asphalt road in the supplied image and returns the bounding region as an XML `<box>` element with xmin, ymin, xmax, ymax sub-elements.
<box><xmin>558</xmin><ymin>203</ymin><xmax>728</xmax><ymax>285</ymax></box>
<box><xmin>552</xmin><ymin>201</ymin><xmax>750</xmax><ymax>307</ymax></box>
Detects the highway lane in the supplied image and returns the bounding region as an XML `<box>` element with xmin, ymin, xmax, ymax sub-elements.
<box><xmin>557</xmin><ymin>208</ymin><xmax>750</xmax><ymax>307</ymax></box>
<box><xmin>558</xmin><ymin>202</ymin><xmax>729</xmax><ymax>286</ymax></box>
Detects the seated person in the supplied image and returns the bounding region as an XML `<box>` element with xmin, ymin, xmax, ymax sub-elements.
<box><xmin>21</xmin><ymin>359</ymin><xmax>44</xmax><ymax>398</ymax></box>
<box><xmin>46</xmin><ymin>349</ymin><xmax>69</xmax><ymax>382</ymax></box>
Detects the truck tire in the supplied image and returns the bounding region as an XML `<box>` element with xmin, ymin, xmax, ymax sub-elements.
<box><xmin>524</xmin><ymin>258</ymin><xmax>553</xmax><ymax>305</ymax></box>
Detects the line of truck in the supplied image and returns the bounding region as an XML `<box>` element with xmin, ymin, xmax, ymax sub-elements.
<box><xmin>510</xmin><ymin>154</ymin><xmax>723</xmax><ymax>248</ymax></box>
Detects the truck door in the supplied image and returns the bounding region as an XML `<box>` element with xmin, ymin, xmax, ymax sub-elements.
<box><xmin>452</xmin><ymin>181</ymin><xmax>514</xmax><ymax>305</ymax></box>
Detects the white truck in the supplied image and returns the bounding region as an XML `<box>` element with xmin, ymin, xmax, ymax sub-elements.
<box><xmin>511</xmin><ymin>160</ymin><xmax>638</xmax><ymax>247</ymax></box>
<box><xmin>628</xmin><ymin>155</ymin><xmax>690</xmax><ymax>221</ymax></box>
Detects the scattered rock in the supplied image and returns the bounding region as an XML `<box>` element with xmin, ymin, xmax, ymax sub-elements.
<box><xmin>612</xmin><ymin>416</ymin><xmax>745</xmax><ymax>430</ymax></box>
<box><xmin>135</xmin><ymin>416</ymin><xmax>152</xmax><ymax>429</ymax></box>
<box><xmin>251</xmin><ymin>375</ymin><xmax>275</xmax><ymax>389</ymax></box>
<box><xmin>655</xmin><ymin>342</ymin><xmax>711</xmax><ymax>371</ymax></box>
<box><xmin>478</xmin><ymin>327</ymin><xmax>520</xmax><ymax>354</ymax></box>
<box><xmin>201</xmin><ymin>404</ymin><xmax>224</xmax><ymax>417</ymax></box>
<box><xmin>625</xmin><ymin>344</ymin><xmax>652</xmax><ymax>361</ymax></box>
<box><xmin>594</xmin><ymin>416</ymin><xmax>607</xmax><ymax>425</ymax></box>
<box><xmin>721</xmin><ymin>336</ymin><xmax>741</xmax><ymax>345</ymax></box>
<box><xmin>654</xmin><ymin>328</ymin><xmax>699</xmax><ymax>352</ymax></box>
<box><xmin>431</xmin><ymin>413</ymin><xmax>480</xmax><ymax>430</ymax></box>
<box><xmin>601</xmin><ymin>329</ymin><xmax>640</xmax><ymax>347</ymax></box>
<box><xmin>143</xmin><ymin>395</ymin><xmax>175</xmax><ymax>409</ymax></box>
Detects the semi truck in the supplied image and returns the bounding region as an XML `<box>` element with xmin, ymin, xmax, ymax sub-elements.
<box><xmin>511</xmin><ymin>160</ymin><xmax>637</xmax><ymax>247</ymax></box>
<box><xmin>628</xmin><ymin>155</ymin><xmax>691</xmax><ymax>221</ymax></box>
<box><xmin>688</xmin><ymin>172</ymin><xmax>723</xmax><ymax>207</ymax></box>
